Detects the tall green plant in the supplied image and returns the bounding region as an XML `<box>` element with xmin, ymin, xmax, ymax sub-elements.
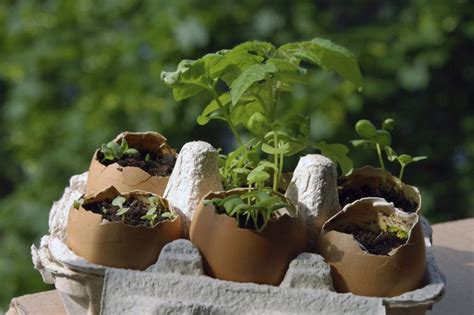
<box><xmin>162</xmin><ymin>38</ymin><xmax>362</xmax><ymax>229</ymax></box>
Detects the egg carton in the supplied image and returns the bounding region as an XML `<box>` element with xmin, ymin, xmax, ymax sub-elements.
<box><xmin>31</xmin><ymin>142</ymin><xmax>445</xmax><ymax>315</ymax></box>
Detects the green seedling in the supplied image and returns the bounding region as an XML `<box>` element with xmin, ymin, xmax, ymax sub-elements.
<box><xmin>205</xmin><ymin>189</ymin><xmax>295</xmax><ymax>231</ymax></box>
<box><xmin>99</xmin><ymin>139</ymin><xmax>140</xmax><ymax>162</ymax></box>
<box><xmin>351</xmin><ymin>118</ymin><xmax>393</xmax><ymax>169</ymax></box>
<box><xmin>385</xmin><ymin>146</ymin><xmax>427</xmax><ymax>181</ymax></box>
<box><xmin>140</xmin><ymin>206</ymin><xmax>158</xmax><ymax>225</ymax></box>
<box><xmin>162</xmin><ymin>38</ymin><xmax>362</xmax><ymax>229</ymax></box>
<box><xmin>352</xmin><ymin>118</ymin><xmax>427</xmax><ymax>181</ymax></box>
<box><xmin>112</xmin><ymin>195</ymin><xmax>129</xmax><ymax>220</ymax></box>
<box><xmin>140</xmin><ymin>195</ymin><xmax>177</xmax><ymax>226</ymax></box>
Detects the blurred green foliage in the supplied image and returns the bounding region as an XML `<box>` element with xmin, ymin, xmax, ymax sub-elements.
<box><xmin>0</xmin><ymin>0</ymin><xmax>472</xmax><ymax>309</ymax></box>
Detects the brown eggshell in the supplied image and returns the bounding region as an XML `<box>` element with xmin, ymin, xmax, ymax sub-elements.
<box><xmin>316</xmin><ymin>197</ymin><xmax>426</xmax><ymax>297</ymax></box>
<box><xmin>66</xmin><ymin>186</ymin><xmax>182</xmax><ymax>270</ymax></box>
<box><xmin>86</xmin><ymin>131</ymin><xmax>176</xmax><ymax>196</ymax></box>
<box><xmin>338</xmin><ymin>166</ymin><xmax>421</xmax><ymax>213</ymax></box>
<box><xmin>189</xmin><ymin>189</ymin><xmax>308</xmax><ymax>285</ymax></box>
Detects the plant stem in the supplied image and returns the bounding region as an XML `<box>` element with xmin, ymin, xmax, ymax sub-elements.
<box><xmin>399</xmin><ymin>164</ymin><xmax>405</xmax><ymax>182</ymax></box>
<box><xmin>273</xmin><ymin>132</ymin><xmax>279</xmax><ymax>191</ymax></box>
<box><xmin>208</xmin><ymin>88</ymin><xmax>243</xmax><ymax>146</ymax></box>
<box><xmin>376</xmin><ymin>144</ymin><xmax>385</xmax><ymax>169</ymax></box>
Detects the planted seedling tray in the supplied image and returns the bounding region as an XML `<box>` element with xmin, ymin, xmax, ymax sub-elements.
<box><xmin>32</xmin><ymin>143</ymin><xmax>445</xmax><ymax>314</ymax></box>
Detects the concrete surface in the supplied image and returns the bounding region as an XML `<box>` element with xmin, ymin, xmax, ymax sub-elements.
<box><xmin>430</xmin><ymin>218</ymin><xmax>474</xmax><ymax>315</ymax></box>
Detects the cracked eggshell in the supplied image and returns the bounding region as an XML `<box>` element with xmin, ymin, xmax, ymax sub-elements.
<box><xmin>316</xmin><ymin>197</ymin><xmax>425</xmax><ymax>297</ymax></box>
<box><xmin>66</xmin><ymin>186</ymin><xmax>182</xmax><ymax>270</ymax></box>
<box><xmin>190</xmin><ymin>188</ymin><xmax>308</xmax><ymax>286</ymax></box>
<box><xmin>86</xmin><ymin>131</ymin><xmax>176</xmax><ymax>196</ymax></box>
<box><xmin>338</xmin><ymin>166</ymin><xmax>421</xmax><ymax>213</ymax></box>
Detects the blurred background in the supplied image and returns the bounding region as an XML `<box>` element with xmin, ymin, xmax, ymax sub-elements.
<box><xmin>0</xmin><ymin>0</ymin><xmax>473</xmax><ymax>309</ymax></box>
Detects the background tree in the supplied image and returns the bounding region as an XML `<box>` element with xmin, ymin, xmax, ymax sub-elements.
<box><xmin>0</xmin><ymin>0</ymin><xmax>472</xmax><ymax>308</ymax></box>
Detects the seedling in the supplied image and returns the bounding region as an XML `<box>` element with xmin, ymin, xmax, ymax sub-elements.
<box><xmin>205</xmin><ymin>189</ymin><xmax>295</xmax><ymax>231</ymax></box>
<box><xmin>140</xmin><ymin>195</ymin><xmax>177</xmax><ymax>226</ymax></box>
<box><xmin>99</xmin><ymin>139</ymin><xmax>140</xmax><ymax>162</ymax></box>
<box><xmin>352</xmin><ymin>118</ymin><xmax>427</xmax><ymax>181</ymax></box>
<box><xmin>384</xmin><ymin>146</ymin><xmax>427</xmax><ymax>181</ymax></box>
<box><xmin>162</xmin><ymin>38</ymin><xmax>362</xmax><ymax>229</ymax></box>
<box><xmin>351</xmin><ymin>119</ymin><xmax>392</xmax><ymax>169</ymax></box>
<box><xmin>112</xmin><ymin>195</ymin><xmax>130</xmax><ymax>220</ymax></box>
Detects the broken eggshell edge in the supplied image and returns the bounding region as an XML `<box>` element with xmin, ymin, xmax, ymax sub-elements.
<box><xmin>316</xmin><ymin>197</ymin><xmax>426</xmax><ymax>297</ymax></box>
<box><xmin>338</xmin><ymin>166</ymin><xmax>422</xmax><ymax>214</ymax></box>
<box><xmin>66</xmin><ymin>186</ymin><xmax>182</xmax><ymax>270</ymax></box>
<box><xmin>86</xmin><ymin>131</ymin><xmax>177</xmax><ymax>196</ymax></box>
<box><xmin>190</xmin><ymin>188</ymin><xmax>308</xmax><ymax>286</ymax></box>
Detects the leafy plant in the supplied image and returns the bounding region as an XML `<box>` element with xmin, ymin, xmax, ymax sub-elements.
<box><xmin>205</xmin><ymin>189</ymin><xmax>295</xmax><ymax>231</ymax></box>
<box><xmin>352</xmin><ymin>118</ymin><xmax>427</xmax><ymax>180</ymax></box>
<box><xmin>99</xmin><ymin>139</ymin><xmax>140</xmax><ymax>162</ymax></box>
<box><xmin>162</xmin><ymin>38</ymin><xmax>362</xmax><ymax>229</ymax></box>
<box><xmin>112</xmin><ymin>196</ymin><xmax>129</xmax><ymax>220</ymax></box>
<box><xmin>384</xmin><ymin>147</ymin><xmax>427</xmax><ymax>181</ymax></box>
<box><xmin>140</xmin><ymin>195</ymin><xmax>177</xmax><ymax>226</ymax></box>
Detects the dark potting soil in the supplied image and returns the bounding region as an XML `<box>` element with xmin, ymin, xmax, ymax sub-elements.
<box><xmin>83</xmin><ymin>197</ymin><xmax>168</xmax><ymax>227</ymax></box>
<box><xmin>98</xmin><ymin>150</ymin><xmax>176</xmax><ymax>177</ymax></box>
<box><xmin>338</xmin><ymin>184</ymin><xmax>417</xmax><ymax>213</ymax></box>
<box><xmin>215</xmin><ymin>205</ymin><xmax>266</xmax><ymax>231</ymax></box>
<box><xmin>335</xmin><ymin>225</ymin><xmax>407</xmax><ymax>255</ymax></box>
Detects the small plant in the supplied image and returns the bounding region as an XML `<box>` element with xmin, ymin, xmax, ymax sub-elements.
<box><xmin>351</xmin><ymin>118</ymin><xmax>427</xmax><ymax>181</ymax></box>
<box><xmin>384</xmin><ymin>147</ymin><xmax>427</xmax><ymax>182</ymax></box>
<box><xmin>99</xmin><ymin>139</ymin><xmax>140</xmax><ymax>162</ymax></box>
<box><xmin>112</xmin><ymin>195</ymin><xmax>130</xmax><ymax>220</ymax></box>
<box><xmin>162</xmin><ymin>38</ymin><xmax>362</xmax><ymax>229</ymax></box>
<box><xmin>140</xmin><ymin>196</ymin><xmax>177</xmax><ymax>226</ymax></box>
<box><xmin>74</xmin><ymin>193</ymin><xmax>176</xmax><ymax>226</ymax></box>
<box><xmin>205</xmin><ymin>189</ymin><xmax>295</xmax><ymax>231</ymax></box>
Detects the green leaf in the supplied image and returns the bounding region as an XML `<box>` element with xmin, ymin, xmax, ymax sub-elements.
<box><xmin>382</xmin><ymin>118</ymin><xmax>395</xmax><ymax>130</ymax></box>
<box><xmin>145</xmin><ymin>206</ymin><xmax>157</xmax><ymax>216</ymax></box>
<box><xmin>161</xmin><ymin>59</ymin><xmax>210</xmax><ymax>101</ymax></box>
<box><xmin>308</xmin><ymin>38</ymin><xmax>362</xmax><ymax>89</ymax></box>
<box><xmin>161</xmin><ymin>212</ymin><xmax>176</xmax><ymax>219</ymax></box>
<box><xmin>222</xmin><ymin>196</ymin><xmax>245</xmax><ymax>215</ymax></box>
<box><xmin>107</xmin><ymin>142</ymin><xmax>122</xmax><ymax>159</ymax></box>
<box><xmin>124</xmin><ymin>148</ymin><xmax>139</xmax><ymax>157</ymax></box>
<box><xmin>246</xmin><ymin>112</ymin><xmax>270</xmax><ymax>136</ymax></box>
<box><xmin>351</xmin><ymin>139</ymin><xmax>374</xmax><ymax>148</ymax></box>
<box><xmin>373</xmin><ymin>130</ymin><xmax>392</xmax><ymax>147</ymax></box>
<box><xmin>313</xmin><ymin>142</ymin><xmax>353</xmax><ymax>175</ymax></box>
<box><xmin>397</xmin><ymin>154</ymin><xmax>414</xmax><ymax>165</ymax></box>
<box><xmin>412</xmin><ymin>156</ymin><xmax>428</xmax><ymax>162</ymax></box>
<box><xmin>266</xmin><ymin>58</ymin><xmax>301</xmax><ymax>73</ymax></box>
<box><xmin>230</xmin><ymin>100</ymin><xmax>264</xmax><ymax>126</ymax></box>
<box><xmin>384</xmin><ymin>146</ymin><xmax>398</xmax><ymax>161</ymax></box>
<box><xmin>261</xmin><ymin>142</ymin><xmax>290</xmax><ymax>155</ymax></box>
<box><xmin>116</xmin><ymin>207</ymin><xmax>130</xmax><ymax>216</ymax></box>
<box><xmin>120</xmin><ymin>139</ymin><xmax>129</xmax><ymax>152</ymax></box>
<box><xmin>355</xmin><ymin>119</ymin><xmax>377</xmax><ymax>139</ymax></box>
<box><xmin>197</xmin><ymin>93</ymin><xmax>231</xmax><ymax>125</ymax></box>
<box><xmin>247</xmin><ymin>170</ymin><xmax>270</xmax><ymax>184</ymax></box>
<box><xmin>112</xmin><ymin>196</ymin><xmax>126</xmax><ymax>208</ymax></box>
<box><xmin>255</xmin><ymin>160</ymin><xmax>278</xmax><ymax>172</ymax></box>
<box><xmin>230</xmin><ymin>63</ymin><xmax>277</xmax><ymax>105</ymax></box>
<box><xmin>279</xmin><ymin>38</ymin><xmax>363</xmax><ymax>89</ymax></box>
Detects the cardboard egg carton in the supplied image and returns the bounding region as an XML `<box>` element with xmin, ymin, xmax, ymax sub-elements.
<box><xmin>31</xmin><ymin>141</ymin><xmax>445</xmax><ymax>315</ymax></box>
